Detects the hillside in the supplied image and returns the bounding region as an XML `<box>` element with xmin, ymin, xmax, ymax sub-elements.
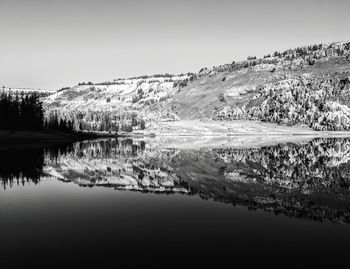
<box><xmin>43</xmin><ymin>41</ymin><xmax>350</xmax><ymax>133</ymax></box>
<box><xmin>43</xmin><ymin>74</ymin><xmax>191</xmax><ymax>132</ymax></box>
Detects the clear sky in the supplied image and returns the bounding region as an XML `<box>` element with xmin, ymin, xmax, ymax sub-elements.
<box><xmin>1</xmin><ymin>0</ymin><xmax>349</xmax><ymax>90</ymax></box>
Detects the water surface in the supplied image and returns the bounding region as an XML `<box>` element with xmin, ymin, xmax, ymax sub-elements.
<box><xmin>1</xmin><ymin>137</ymin><xmax>350</xmax><ymax>266</ymax></box>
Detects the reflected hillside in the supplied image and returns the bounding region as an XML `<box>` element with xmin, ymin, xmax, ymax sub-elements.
<box><xmin>44</xmin><ymin>139</ymin><xmax>188</xmax><ymax>193</ymax></box>
<box><xmin>2</xmin><ymin>138</ymin><xmax>350</xmax><ymax>223</ymax></box>
<box><xmin>214</xmin><ymin>138</ymin><xmax>350</xmax><ymax>195</ymax></box>
<box><xmin>42</xmin><ymin>138</ymin><xmax>350</xmax><ymax>223</ymax></box>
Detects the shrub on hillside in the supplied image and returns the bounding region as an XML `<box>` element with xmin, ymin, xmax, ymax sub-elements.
<box><xmin>121</xmin><ymin>123</ymin><xmax>133</xmax><ymax>132</ymax></box>
<box><xmin>140</xmin><ymin>119</ymin><xmax>146</xmax><ymax>130</ymax></box>
<box><xmin>213</xmin><ymin>76</ymin><xmax>350</xmax><ymax>131</ymax></box>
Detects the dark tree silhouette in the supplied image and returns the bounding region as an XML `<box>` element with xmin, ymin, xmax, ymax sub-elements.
<box><xmin>0</xmin><ymin>91</ymin><xmax>44</xmax><ymax>130</ymax></box>
<box><xmin>0</xmin><ymin>91</ymin><xmax>74</xmax><ymax>132</ymax></box>
<box><xmin>46</xmin><ymin>110</ymin><xmax>74</xmax><ymax>132</ymax></box>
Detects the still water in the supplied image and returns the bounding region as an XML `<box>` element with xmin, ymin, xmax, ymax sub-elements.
<box><xmin>1</xmin><ymin>137</ymin><xmax>350</xmax><ymax>266</ymax></box>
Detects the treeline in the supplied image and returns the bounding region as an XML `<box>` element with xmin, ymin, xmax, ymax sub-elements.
<box><xmin>0</xmin><ymin>90</ymin><xmax>146</xmax><ymax>133</ymax></box>
<box><xmin>203</xmin><ymin>41</ymin><xmax>350</xmax><ymax>76</ymax></box>
<box><xmin>0</xmin><ymin>91</ymin><xmax>74</xmax><ymax>132</ymax></box>
<box><xmin>127</xmin><ymin>72</ymin><xmax>192</xmax><ymax>80</ymax></box>
<box><xmin>0</xmin><ymin>91</ymin><xmax>44</xmax><ymax>130</ymax></box>
<box><xmin>45</xmin><ymin>110</ymin><xmax>74</xmax><ymax>132</ymax></box>
<box><xmin>52</xmin><ymin>110</ymin><xmax>146</xmax><ymax>133</ymax></box>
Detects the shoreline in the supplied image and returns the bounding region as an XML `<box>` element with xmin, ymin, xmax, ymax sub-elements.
<box><xmin>129</xmin><ymin>120</ymin><xmax>350</xmax><ymax>138</ymax></box>
<box><xmin>2</xmin><ymin>120</ymin><xmax>350</xmax><ymax>145</ymax></box>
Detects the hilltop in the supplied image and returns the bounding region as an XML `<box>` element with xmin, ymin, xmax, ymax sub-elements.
<box><xmin>42</xmin><ymin>41</ymin><xmax>350</xmax><ymax>134</ymax></box>
<box><xmin>1</xmin><ymin>87</ymin><xmax>54</xmax><ymax>98</ymax></box>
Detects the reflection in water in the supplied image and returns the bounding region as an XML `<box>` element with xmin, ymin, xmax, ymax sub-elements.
<box><xmin>1</xmin><ymin>138</ymin><xmax>350</xmax><ymax>223</ymax></box>
<box><xmin>0</xmin><ymin>147</ymin><xmax>45</xmax><ymax>188</ymax></box>
<box><xmin>216</xmin><ymin>138</ymin><xmax>350</xmax><ymax>194</ymax></box>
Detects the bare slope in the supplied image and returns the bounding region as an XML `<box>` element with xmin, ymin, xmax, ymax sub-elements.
<box><xmin>170</xmin><ymin>56</ymin><xmax>350</xmax><ymax>120</ymax></box>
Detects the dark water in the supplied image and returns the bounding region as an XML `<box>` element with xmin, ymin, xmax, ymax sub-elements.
<box><xmin>1</xmin><ymin>138</ymin><xmax>350</xmax><ymax>267</ymax></box>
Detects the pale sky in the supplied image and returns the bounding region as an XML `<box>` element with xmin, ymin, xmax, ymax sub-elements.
<box><xmin>1</xmin><ymin>0</ymin><xmax>349</xmax><ymax>90</ymax></box>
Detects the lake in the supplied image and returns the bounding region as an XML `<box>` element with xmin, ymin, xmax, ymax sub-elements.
<box><xmin>1</xmin><ymin>137</ymin><xmax>350</xmax><ymax>266</ymax></box>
